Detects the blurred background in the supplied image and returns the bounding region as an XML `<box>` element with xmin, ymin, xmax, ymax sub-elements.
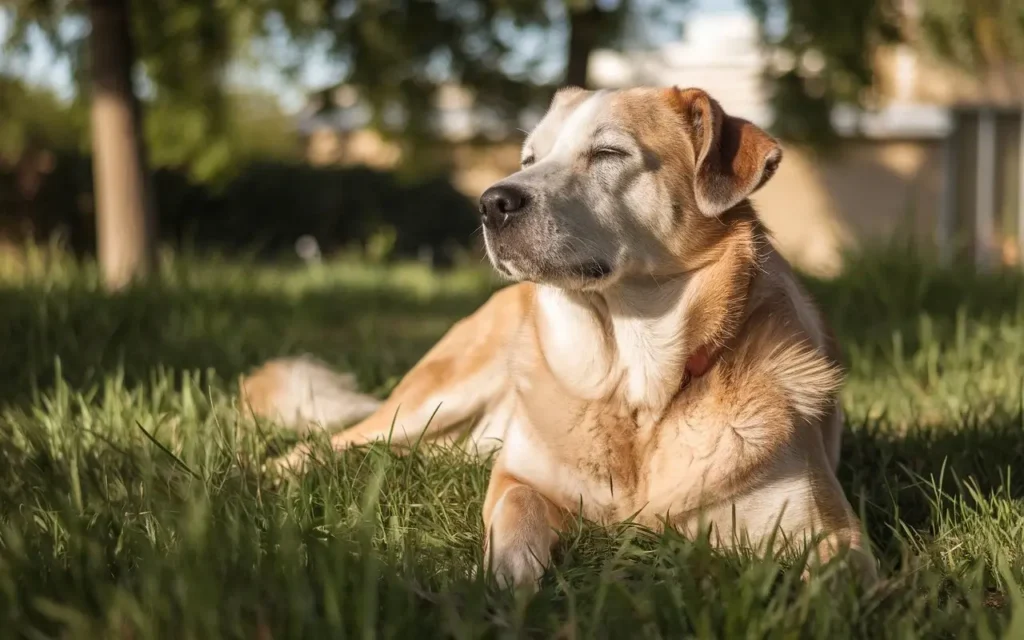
<box><xmin>1</xmin><ymin>0</ymin><xmax>1022</xmax><ymax>287</ymax></box>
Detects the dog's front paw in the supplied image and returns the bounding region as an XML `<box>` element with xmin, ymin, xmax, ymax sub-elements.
<box><xmin>485</xmin><ymin>537</ymin><xmax>551</xmax><ymax>590</ymax></box>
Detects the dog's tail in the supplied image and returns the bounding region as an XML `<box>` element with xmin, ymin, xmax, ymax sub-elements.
<box><xmin>239</xmin><ymin>355</ymin><xmax>382</xmax><ymax>433</ymax></box>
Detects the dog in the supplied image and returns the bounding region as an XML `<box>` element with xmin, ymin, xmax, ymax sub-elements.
<box><xmin>241</xmin><ymin>86</ymin><xmax>878</xmax><ymax>588</ymax></box>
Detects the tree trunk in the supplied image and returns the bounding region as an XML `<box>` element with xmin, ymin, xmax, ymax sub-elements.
<box><xmin>88</xmin><ymin>0</ymin><xmax>155</xmax><ymax>289</ymax></box>
<box><xmin>565</xmin><ymin>7</ymin><xmax>603</xmax><ymax>88</ymax></box>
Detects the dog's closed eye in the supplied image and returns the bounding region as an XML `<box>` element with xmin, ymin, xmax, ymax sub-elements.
<box><xmin>589</xmin><ymin>147</ymin><xmax>629</xmax><ymax>162</ymax></box>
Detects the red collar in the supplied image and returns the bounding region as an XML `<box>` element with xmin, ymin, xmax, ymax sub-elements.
<box><xmin>681</xmin><ymin>344</ymin><xmax>715</xmax><ymax>390</ymax></box>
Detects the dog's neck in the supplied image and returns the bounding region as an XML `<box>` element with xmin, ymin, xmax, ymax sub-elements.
<box><xmin>534</xmin><ymin>219</ymin><xmax>759</xmax><ymax>418</ymax></box>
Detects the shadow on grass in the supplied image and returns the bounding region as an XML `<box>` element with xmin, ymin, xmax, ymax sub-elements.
<box><xmin>839</xmin><ymin>412</ymin><xmax>1024</xmax><ymax>566</ymax></box>
<box><xmin>804</xmin><ymin>251</ymin><xmax>1024</xmax><ymax>364</ymax></box>
<box><xmin>0</xmin><ymin>279</ymin><xmax>495</xmax><ymax>408</ymax></box>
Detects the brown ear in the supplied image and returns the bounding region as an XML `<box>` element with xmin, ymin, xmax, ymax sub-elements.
<box><xmin>667</xmin><ymin>87</ymin><xmax>782</xmax><ymax>217</ymax></box>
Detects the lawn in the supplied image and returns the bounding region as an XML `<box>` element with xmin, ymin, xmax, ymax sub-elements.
<box><xmin>1</xmin><ymin>248</ymin><xmax>1023</xmax><ymax>638</ymax></box>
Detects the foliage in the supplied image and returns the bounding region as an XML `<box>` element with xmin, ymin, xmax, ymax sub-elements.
<box><xmin>747</xmin><ymin>0</ymin><xmax>902</xmax><ymax>146</ymax></box>
<box><xmin>0</xmin><ymin>250</ymin><xmax>1023</xmax><ymax>636</ymax></box>
<box><xmin>0</xmin><ymin>73</ymin><xmax>475</xmax><ymax>261</ymax></box>
<box><xmin>144</xmin><ymin>90</ymin><xmax>303</xmax><ymax>184</ymax></box>
<box><xmin>917</xmin><ymin>0</ymin><xmax>1024</xmax><ymax>70</ymax></box>
<box><xmin>0</xmin><ymin>75</ymin><xmax>88</xmax><ymax>161</ymax></box>
<box><xmin>2</xmin><ymin>0</ymin><xmax>251</xmax><ymax>181</ymax></box>
<box><xmin>0</xmin><ymin>0</ymin><xmax>559</xmax><ymax>180</ymax></box>
<box><xmin>748</xmin><ymin>0</ymin><xmax>1024</xmax><ymax>145</ymax></box>
<box><xmin>0</xmin><ymin>71</ymin><xmax>300</xmax><ymax>178</ymax></box>
<box><xmin>311</xmin><ymin>1</ymin><xmax>553</xmax><ymax>136</ymax></box>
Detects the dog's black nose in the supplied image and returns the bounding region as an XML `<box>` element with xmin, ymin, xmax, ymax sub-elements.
<box><xmin>479</xmin><ymin>185</ymin><xmax>528</xmax><ymax>230</ymax></box>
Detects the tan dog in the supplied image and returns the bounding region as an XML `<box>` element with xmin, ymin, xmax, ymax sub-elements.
<box><xmin>242</xmin><ymin>86</ymin><xmax>877</xmax><ymax>587</ymax></box>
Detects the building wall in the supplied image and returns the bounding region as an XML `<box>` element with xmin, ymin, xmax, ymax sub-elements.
<box><xmin>874</xmin><ymin>44</ymin><xmax>1024</xmax><ymax>108</ymax></box>
<box><xmin>754</xmin><ymin>140</ymin><xmax>944</xmax><ymax>276</ymax></box>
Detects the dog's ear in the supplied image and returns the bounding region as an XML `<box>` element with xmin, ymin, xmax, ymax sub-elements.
<box><xmin>666</xmin><ymin>87</ymin><xmax>782</xmax><ymax>217</ymax></box>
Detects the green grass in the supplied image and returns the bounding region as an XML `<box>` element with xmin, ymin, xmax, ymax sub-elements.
<box><xmin>1</xmin><ymin>247</ymin><xmax>1024</xmax><ymax>638</ymax></box>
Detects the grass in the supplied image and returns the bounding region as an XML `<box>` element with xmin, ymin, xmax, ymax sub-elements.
<box><xmin>1</xmin><ymin>247</ymin><xmax>1024</xmax><ymax>638</ymax></box>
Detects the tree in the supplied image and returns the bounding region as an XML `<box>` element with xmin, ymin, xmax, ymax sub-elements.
<box><xmin>3</xmin><ymin>0</ymin><xmax>159</xmax><ymax>287</ymax></box>
<box><xmin>2</xmin><ymin>0</ymin><xmax>310</xmax><ymax>286</ymax></box>
<box><xmin>565</xmin><ymin>2</ymin><xmax>620</xmax><ymax>88</ymax></box>
<box><xmin>563</xmin><ymin>1</ymin><xmax>689</xmax><ymax>89</ymax></box>
<box><xmin>87</xmin><ymin>0</ymin><xmax>153</xmax><ymax>288</ymax></box>
<box><xmin>292</xmin><ymin>0</ymin><xmax>685</xmax><ymax>126</ymax></box>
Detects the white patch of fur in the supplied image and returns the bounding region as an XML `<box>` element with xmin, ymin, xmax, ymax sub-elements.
<box><xmin>607</xmin><ymin>276</ymin><xmax>695</xmax><ymax>413</ymax></box>
<box><xmin>730</xmin><ymin>472</ymin><xmax>818</xmax><ymax>544</ymax></box>
<box><xmin>467</xmin><ymin>391</ymin><xmax>519</xmax><ymax>453</ymax></box>
<box><xmin>608</xmin><ymin>312</ymin><xmax>684</xmax><ymax>411</ymax></box>
<box><xmin>534</xmin><ymin>286</ymin><xmax>614</xmax><ymax>399</ymax></box>
<box><xmin>546</xmin><ymin>92</ymin><xmax>606</xmax><ymax>162</ymax></box>
<box><xmin>535</xmin><ymin>275</ymin><xmax>698</xmax><ymax>416</ymax></box>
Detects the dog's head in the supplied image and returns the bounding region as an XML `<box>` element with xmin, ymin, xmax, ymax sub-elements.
<box><xmin>479</xmin><ymin>87</ymin><xmax>781</xmax><ymax>289</ymax></box>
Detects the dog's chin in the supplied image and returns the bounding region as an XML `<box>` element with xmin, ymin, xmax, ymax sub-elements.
<box><xmin>487</xmin><ymin>256</ymin><xmax>521</xmax><ymax>281</ymax></box>
<box><xmin>487</xmin><ymin>251</ymin><xmax>615</xmax><ymax>291</ymax></box>
<box><xmin>546</xmin><ymin>259</ymin><xmax>616</xmax><ymax>291</ymax></box>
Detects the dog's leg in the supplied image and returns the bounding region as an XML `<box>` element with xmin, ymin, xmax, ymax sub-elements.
<box><xmin>269</xmin><ymin>284</ymin><xmax>532</xmax><ymax>471</ymax></box>
<box><xmin>482</xmin><ymin>464</ymin><xmax>565</xmax><ymax>589</ymax></box>
<box><xmin>681</xmin><ymin>438</ymin><xmax>877</xmax><ymax>588</ymax></box>
<box><xmin>800</xmin><ymin>469</ymin><xmax>878</xmax><ymax>588</ymax></box>
<box><xmin>820</xmin><ymin>404</ymin><xmax>844</xmax><ymax>473</ymax></box>
<box><xmin>804</xmin><ymin>411</ymin><xmax>876</xmax><ymax>584</ymax></box>
<box><xmin>749</xmin><ymin>464</ymin><xmax>877</xmax><ymax>587</ymax></box>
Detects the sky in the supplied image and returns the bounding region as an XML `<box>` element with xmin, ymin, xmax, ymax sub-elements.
<box><xmin>0</xmin><ymin>0</ymin><xmax>750</xmax><ymax>113</ymax></box>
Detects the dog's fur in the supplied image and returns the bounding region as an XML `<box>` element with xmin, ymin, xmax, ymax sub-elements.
<box><xmin>242</xmin><ymin>87</ymin><xmax>877</xmax><ymax>587</ymax></box>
